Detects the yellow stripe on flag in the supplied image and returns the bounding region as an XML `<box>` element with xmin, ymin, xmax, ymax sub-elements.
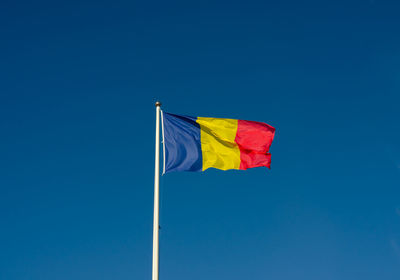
<box><xmin>196</xmin><ymin>117</ymin><xmax>241</xmax><ymax>171</ymax></box>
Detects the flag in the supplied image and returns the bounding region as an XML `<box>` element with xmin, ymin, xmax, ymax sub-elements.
<box><xmin>162</xmin><ymin>112</ymin><xmax>275</xmax><ymax>173</ymax></box>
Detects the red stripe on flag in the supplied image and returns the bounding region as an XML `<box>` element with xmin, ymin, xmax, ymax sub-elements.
<box><xmin>235</xmin><ymin>120</ymin><xmax>275</xmax><ymax>170</ymax></box>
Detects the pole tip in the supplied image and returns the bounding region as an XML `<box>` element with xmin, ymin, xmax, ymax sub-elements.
<box><xmin>155</xmin><ymin>101</ymin><xmax>162</xmax><ymax>107</ymax></box>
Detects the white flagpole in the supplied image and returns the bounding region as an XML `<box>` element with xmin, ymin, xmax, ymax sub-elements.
<box><xmin>152</xmin><ymin>101</ymin><xmax>161</xmax><ymax>280</ymax></box>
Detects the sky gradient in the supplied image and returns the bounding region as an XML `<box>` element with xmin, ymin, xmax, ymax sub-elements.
<box><xmin>1</xmin><ymin>1</ymin><xmax>400</xmax><ymax>279</ymax></box>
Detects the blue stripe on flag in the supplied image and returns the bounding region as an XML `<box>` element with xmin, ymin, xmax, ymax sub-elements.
<box><xmin>162</xmin><ymin>112</ymin><xmax>202</xmax><ymax>173</ymax></box>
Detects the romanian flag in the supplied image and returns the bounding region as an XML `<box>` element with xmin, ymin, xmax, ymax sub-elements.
<box><xmin>162</xmin><ymin>112</ymin><xmax>275</xmax><ymax>173</ymax></box>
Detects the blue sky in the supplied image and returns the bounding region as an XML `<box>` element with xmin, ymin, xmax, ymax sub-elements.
<box><xmin>1</xmin><ymin>0</ymin><xmax>400</xmax><ymax>279</ymax></box>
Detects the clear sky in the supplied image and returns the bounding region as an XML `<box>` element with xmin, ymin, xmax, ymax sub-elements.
<box><xmin>1</xmin><ymin>0</ymin><xmax>400</xmax><ymax>279</ymax></box>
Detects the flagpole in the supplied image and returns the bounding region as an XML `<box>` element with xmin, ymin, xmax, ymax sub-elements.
<box><xmin>152</xmin><ymin>101</ymin><xmax>161</xmax><ymax>280</ymax></box>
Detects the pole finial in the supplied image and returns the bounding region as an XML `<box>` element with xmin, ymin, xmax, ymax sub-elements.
<box><xmin>155</xmin><ymin>101</ymin><xmax>161</xmax><ymax>107</ymax></box>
